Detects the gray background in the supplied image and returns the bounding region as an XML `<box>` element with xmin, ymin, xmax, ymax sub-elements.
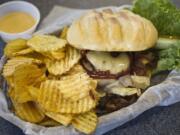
<box><xmin>0</xmin><ymin>0</ymin><xmax>180</xmax><ymax>135</ymax></box>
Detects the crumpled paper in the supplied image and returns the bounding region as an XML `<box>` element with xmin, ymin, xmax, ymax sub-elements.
<box><xmin>1</xmin><ymin>5</ymin><xmax>180</xmax><ymax>135</ymax></box>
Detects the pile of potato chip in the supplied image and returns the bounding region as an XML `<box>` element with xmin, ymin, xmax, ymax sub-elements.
<box><xmin>2</xmin><ymin>31</ymin><xmax>99</xmax><ymax>134</ymax></box>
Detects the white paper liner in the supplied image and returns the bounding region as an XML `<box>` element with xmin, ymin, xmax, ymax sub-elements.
<box><xmin>1</xmin><ymin>5</ymin><xmax>180</xmax><ymax>135</ymax></box>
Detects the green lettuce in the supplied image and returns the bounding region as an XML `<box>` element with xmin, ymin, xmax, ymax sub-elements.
<box><xmin>132</xmin><ymin>0</ymin><xmax>180</xmax><ymax>36</ymax></box>
<box><xmin>154</xmin><ymin>41</ymin><xmax>180</xmax><ymax>73</ymax></box>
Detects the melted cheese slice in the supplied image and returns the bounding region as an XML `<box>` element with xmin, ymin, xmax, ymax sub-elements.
<box><xmin>86</xmin><ymin>51</ymin><xmax>130</xmax><ymax>74</ymax></box>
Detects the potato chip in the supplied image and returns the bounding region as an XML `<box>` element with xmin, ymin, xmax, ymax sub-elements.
<box><xmin>8</xmin><ymin>87</ymin><xmax>15</xmax><ymax>100</ymax></box>
<box><xmin>43</xmin><ymin>48</ymin><xmax>65</xmax><ymax>60</ymax></box>
<box><xmin>89</xmin><ymin>89</ymin><xmax>100</xmax><ymax>103</ymax></box>
<box><xmin>57</xmin><ymin>96</ymin><xmax>96</xmax><ymax>114</ymax></box>
<box><xmin>46</xmin><ymin>74</ymin><xmax>60</xmax><ymax>80</ymax></box>
<box><xmin>13</xmin><ymin>101</ymin><xmax>45</xmax><ymax>123</ymax></box>
<box><xmin>45</xmin><ymin>46</ymin><xmax>81</xmax><ymax>75</ymax></box>
<box><xmin>10</xmin><ymin>65</ymin><xmax>43</xmax><ymax>103</ymax></box>
<box><xmin>22</xmin><ymin>52</ymin><xmax>45</xmax><ymax>62</ymax></box>
<box><xmin>28</xmin><ymin>86</ymin><xmax>40</xmax><ymax>100</ymax></box>
<box><xmin>4</xmin><ymin>39</ymin><xmax>27</xmax><ymax>57</ymax></box>
<box><xmin>50</xmin><ymin>48</ymin><xmax>66</xmax><ymax>60</ymax></box>
<box><xmin>60</xmin><ymin>26</ymin><xmax>68</xmax><ymax>39</ymax></box>
<box><xmin>37</xmin><ymin>79</ymin><xmax>96</xmax><ymax>113</ymax></box>
<box><xmin>4</xmin><ymin>33</ymin><xmax>100</xmax><ymax>131</ymax></box>
<box><xmin>8</xmin><ymin>86</ymin><xmax>33</xmax><ymax>103</ymax></box>
<box><xmin>12</xmin><ymin>64</ymin><xmax>44</xmax><ymax>103</ymax></box>
<box><xmin>72</xmin><ymin>111</ymin><xmax>98</xmax><ymax>134</ymax></box>
<box><xmin>40</xmin><ymin>65</ymin><xmax>97</xmax><ymax>101</ymax></box>
<box><xmin>45</xmin><ymin>112</ymin><xmax>73</xmax><ymax>126</ymax></box>
<box><xmin>55</xmin><ymin>72</ymin><xmax>97</xmax><ymax>101</ymax></box>
<box><xmin>46</xmin><ymin>65</ymin><xmax>84</xmax><ymax>80</ymax></box>
<box><xmin>3</xmin><ymin>57</ymin><xmax>42</xmax><ymax>77</ymax></box>
<box><xmin>37</xmin><ymin>80</ymin><xmax>62</xmax><ymax>112</ymax></box>
<box><xmin>5</xmin><ymin>76</ymin><xmax>14</xmax><ymax>87</ymax></box>
<box><xmin>65</xmin><ymin>64</ymin><xmax>85</xmax><ymax>75</ymax></box>
<box><xmin>39</xmin><ymin>117</ymin><xmax>61</xmax><ymax>127</ymax></box>
<box><xmin>33</xmin><ymin>74</ymin><xmax>47</xmax><ymax>87</ymax></box>
<box><xmin>14</xmin><ymin>64</ymin><xmax>44</xmax><ymax>86</ymax></box>
<box><xmin>14</xmin><ymin>85</ymin><xmax>34</xmax><ymax>103</ymax></box>
<box><xmin>27</xmin><ymin>35</ymin><xmax>66</xmax><ymax>52</ymax></box>
<box><xmin>12</xmin><ymin>48</ymin><xmax>34</xmax><ymax>56</ymax></box>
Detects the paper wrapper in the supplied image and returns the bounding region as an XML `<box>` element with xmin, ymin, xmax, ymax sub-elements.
<box><xmin>1</xmin><ymin>5</ymin><xmax>180</xmax><ymax>135</ymax></box>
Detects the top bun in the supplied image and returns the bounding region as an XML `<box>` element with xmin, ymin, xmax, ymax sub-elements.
<box><xmin>67</xmin><ymin>9</ymin><xmax>158</xmax><ymax>52</ymax></box>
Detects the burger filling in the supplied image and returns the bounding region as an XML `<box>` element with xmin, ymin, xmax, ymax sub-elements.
<box><xmin>81</xmin><ymin>51</ymin><xmax>131</xmax><ymax>79</ymax></box>
<box><xmin>81</xmin><ymin>50</ymin><xmax>156</xmax><ymax>79</ymax></box>
<box><xmin>80</xmin><ymin>50</ymin><xmax>157</xmax><ymax>115</ymax></box>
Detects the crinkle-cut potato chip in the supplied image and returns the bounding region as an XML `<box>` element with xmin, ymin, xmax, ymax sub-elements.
<box><xmin>57</xmin><ymin>96</ymin><xmax>96</xmax><ymax>114</ymax></box>
<box><xmin>12</xmin><ymin>63</ymin><xmax>44</xmax><ymax>103</ymax></box>
<box><xmin>37</xmin><ymin>79</ymin><xmax>96</xmax><ymax>113</ymax></box>
<box><xmin>27</xmin><ymin>35</ymin><xmax>67</xmax><ymax>52</ymax></box>
<box><xmin>46</xmin><ymin>74</ymin><xmax>60</xmax><ymax>80</ymax></box>
<box><xmin>12</xmin><ymin>64</ymin><xmax>44</xmax><ymax>103</ymax></box>
<box><xmin>4</xmin><ymin>39</ymin><xmax>27</xmax><ymax>57</ymax></box>
<box><xmin>90</xmin><ymin>80</ymin><xmax>98</xmax><ymax>91</ymax></box>
<box><xmin>46</xmin><ymin>65</ymin><xmax>83</xmax><ymax>80</ymax></box>
<box><xmin>3</xmin><ymin>34</ymin><xmax>100</xmax><ymax>132</ymax></box>
<box><xmin>45</xmin><ymin>46</ymin><xmax>81</xmax><ymax>75</ymax></box>
<box><xmin>22</xmin><ymin>52</ymin><xmax>45</xmax><ymax>62</ymax></box>
<box><xmin>3</xmin><ymin>57</ymin><xmax>42</xmax><ymax>77</ymax></box>
<box><xmin>72</xmin><ymin>111</ymin><xmax>98</xmax><ymax>134</ymax></box>
<box><xmin>66</xmin><ymin>64</ymin><xmax>85</xmax><ymax>75</ymax></box>
<box><xmin>13</xmin><ymin>101</ymin><xmax>45</xmax><ymax>123</ymax></box>
<box><xmin>32</xmin><ymin>74</ymin><xmax>47</xmax><ymax>87</ymax></box>
<box><xmin>56</xmin><ymin>72</ymin><xmax>97</xmax><ymax>101</ymax></box>
<box><xmin>8</xmin><ymin>86</ymin><xmax>34</xmax><ymax>103</ymax></box>
<box><xmin>39</xmin><ymin>117</ymin><xmax>61</xmax><ymax>127</ymax></box>
<box><xmin>28</xmin><ymin>86</ymin><xmax>40</xmax><ymax>100</ymax></box>
<box><xmin>60</xmin><ymin>26</ymin><xmax>68</xmax><ymax>39</ymax></box>
<box><xmin>14</xmin><ymin>64</ymin><xmax>44</xmax><ymax>86</ymax></box>
<box><xmin>5</xmin><ymin>76</ymin><xmax>14</xmax><ymax>87</ymax></box>
<box><xmin>12</xmin><ymin>48</ymin><xmax>34</xmax><ymax>56</ymax></box>
<box><xmin>50</xmin><ymin>50</ymin><xmax>65</xmax><ymax>60</ymax></box>
<box><xmin>14</xmin><ymin>85</ymin><xmax>34</xmax><ymax>103</ymax></box>
<box><xmin>41</xmin><ymin>67</ymin><xmax>97</xmax><ymax>101</ymax></box>
<box><xmin>45</xmin><ymin>112</ymin><xmax>73</xmax><ymax>126</ymax></box>
<box><xmin>42</xmin><ymin>48</ymin><xmax>65</xmax><ymax>60</ymax></box>
<box><xmin>8</xmin><ymin>87</ymin><xmax>15</xmax><ymax>100</ymax></box>
<box><xmin>37</xmin><ymin>80</ymin><xmax>62</xmax><ymax>112</ymax></box>
<box><xmin>90</xmin><ymin>89</ymin><xmax>101</xmax><ymax>103</ymax></box>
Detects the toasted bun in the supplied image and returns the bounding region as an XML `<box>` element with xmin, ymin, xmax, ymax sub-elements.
<box><xmin>67</xmin><ymin>9</ymin><xmax>158</xmax><ymax>51</ymax></box>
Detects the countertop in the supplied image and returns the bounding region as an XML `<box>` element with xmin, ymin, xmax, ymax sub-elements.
<box><xmin>0</xmin><ymin>0</ymin><xmax>180</xmax><ymax>135</ymax></box>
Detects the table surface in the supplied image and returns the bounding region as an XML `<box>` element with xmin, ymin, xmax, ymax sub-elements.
<box><xmin>0</xmin><ymin>0</ymin><xmax>180</xmax><ymax>135</ymax></box>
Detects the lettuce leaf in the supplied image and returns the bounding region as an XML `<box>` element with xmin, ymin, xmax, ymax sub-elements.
<box><xmin>154</xmin><ymin>42</ymin><xmax>180</xmax><ymax>73</ymax></box>
<box><xmin>132</xmin><ymin>0</ymin><xmax>180</xmax><ymax>36</ymax></box>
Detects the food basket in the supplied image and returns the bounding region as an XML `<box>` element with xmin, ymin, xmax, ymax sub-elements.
<box><xmin>0</xmin><ymin>5</ymin><xmax>180</xmax><ymax>135</ymax></box>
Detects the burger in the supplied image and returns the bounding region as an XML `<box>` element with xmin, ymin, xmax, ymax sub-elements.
<box><xmin>67</xmin><ymin>9</ymin><xmax>158</xmax><ymax>115</ymax></box>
